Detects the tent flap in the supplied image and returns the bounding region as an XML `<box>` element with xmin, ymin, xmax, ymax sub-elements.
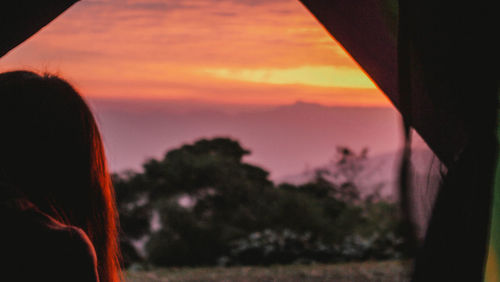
<box><xmin>0</xmin><ymin>0</ymin><xmax>78</xmax><ymax>58</ymax></box>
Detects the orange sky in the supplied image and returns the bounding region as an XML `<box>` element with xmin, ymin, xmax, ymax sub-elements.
<box><xmin>0</xmin><ymin>0</ymin><xmax>391</xmax><ymax>107</ymax></box>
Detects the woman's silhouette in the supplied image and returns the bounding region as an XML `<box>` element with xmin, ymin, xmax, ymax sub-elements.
<box><xmin>0</xmin><ymin>70</ymin><xmax>121</xmax><ymax>281</ymax></box>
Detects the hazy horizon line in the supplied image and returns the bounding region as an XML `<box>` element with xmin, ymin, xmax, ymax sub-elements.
<box><xmin>88</xmin><ymin>96</ymin><xmax>395</xmax><ymax>108</ymax></box>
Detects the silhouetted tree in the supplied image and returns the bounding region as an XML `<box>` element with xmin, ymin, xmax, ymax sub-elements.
<box><xmin>114</xmin><ymin>139</ymin><xmax>405</xmax><ymax>267</ymax></box>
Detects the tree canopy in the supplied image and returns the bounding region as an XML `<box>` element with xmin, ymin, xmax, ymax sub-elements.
<box><xmin>114</xmin><ymin>137</ymin><xmax>406</xmax><ymax>267</ymax></box>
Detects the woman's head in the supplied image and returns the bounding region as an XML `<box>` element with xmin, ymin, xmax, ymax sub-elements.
<box><xmin>0</xmin><ymin>70</ymin><xmax>121</xmax><ymax>281</ymax></box>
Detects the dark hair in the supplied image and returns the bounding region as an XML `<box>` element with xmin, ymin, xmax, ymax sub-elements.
<box><xmin>0</xmin><ymin>70</ymin><xmax>121</xmax><ymax>281</ymax></box>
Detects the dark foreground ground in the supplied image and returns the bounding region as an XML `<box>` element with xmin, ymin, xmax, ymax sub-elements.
<box><xmin>126</xmin><ymin>260</ymin><xmax>411</xmax><ymax>282</ymax></box>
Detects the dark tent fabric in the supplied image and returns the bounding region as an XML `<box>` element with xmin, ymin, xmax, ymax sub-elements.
<box><xmin>299</xmin><ymin>0</ymin><xmax>467</xmax><ymax>167</ymax></box>
<box><xmin>0</xmin><ymin>0</ymin><xmax>78</xmax><ymax>58</ymax></box>
<box><xmin>300</xmin><ymin>0</ymin><xmax>500</xmax><ymax>281</ymax></box>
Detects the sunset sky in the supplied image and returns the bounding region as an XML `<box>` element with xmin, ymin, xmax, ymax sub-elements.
<box><xmin>0</xmin><ymin>0</ymin><xmax>391</xmax><ymax>107</ymax></box>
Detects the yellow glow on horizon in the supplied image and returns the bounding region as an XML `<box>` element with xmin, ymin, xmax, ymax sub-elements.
<box><xmin>0</xmin><ymin>0</ymin><xmax>392</xmax><ymax>107</ymax></box>
<box><xmin>204</xmin><ymin>66</ymin><xmax>377</xmax><ymax>89</ymax></box>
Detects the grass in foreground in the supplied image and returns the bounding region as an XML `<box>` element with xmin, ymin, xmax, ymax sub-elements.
<box><xmin>126</xmin><ymin>260</ymin><xmax>411</xmax><ymax>282</ymax></box>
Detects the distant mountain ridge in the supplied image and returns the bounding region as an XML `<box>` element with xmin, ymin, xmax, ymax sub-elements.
<box><xmin>89</xmin><ymin>99</ymin><xmax>403</xmax><ymax>180</ymax></box>
<box><xmin>91</xmin><ymin>98</ymin><xmax>440</xmax><ymax>237</ymax></box>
